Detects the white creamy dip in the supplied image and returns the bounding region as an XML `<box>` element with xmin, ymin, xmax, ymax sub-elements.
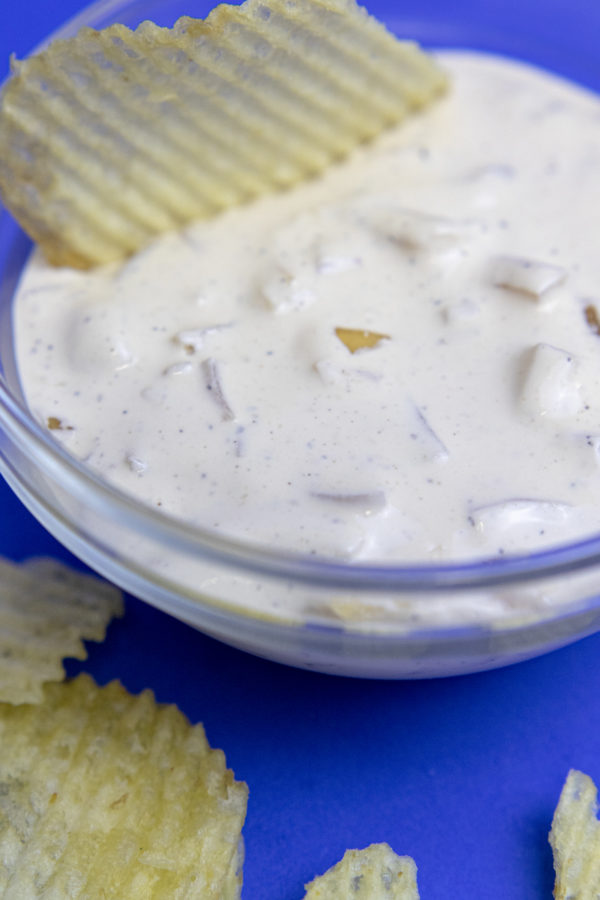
<box><xmin>13</xmin><ymin>52</ymin><xmax>600</xmax><ymax>569</ymax></box>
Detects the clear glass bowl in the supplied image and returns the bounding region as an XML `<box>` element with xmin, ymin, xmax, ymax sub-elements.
<box><xmin>2</xmin><ymin>0</ymin><xmax>600</xmax><ymax>677</ymax></box>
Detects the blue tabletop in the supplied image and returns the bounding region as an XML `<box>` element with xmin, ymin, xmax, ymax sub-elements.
<box><xmin>2</xmin><ymin>2</ymin><xmax>600</xmax><ymax>898</ymax></box>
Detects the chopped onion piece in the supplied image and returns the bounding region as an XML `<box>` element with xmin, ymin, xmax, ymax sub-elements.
<box><xmin>126</xmin><ymin>454</ymin><xmax>147</xmax><ymax>474</ymax></box>
<box><xmin>408</xmin><ymin>404</ymin><xmax>449</xmax><ymax>463</ymax></box>
<box><xmin>312</xmin><ymin>490</ymin><xmax>387</xmax><ymax>516</ymax></box>
<box><xmin>163</xmin><ymin>361</ymin><xmax>193</xmax><ymax>377</ymax></box>
<box><xmin>314</xmin><ymin>359</ymin><xmax>382</xmax><ymax>387</ymax></box>
<box><xmin>470</xmin><ymin>498</ymin><xmax>571</xmax><ymax>534</ymax></box>
<box><xmin>369</xmin><ymin>206</ymin><xmax>482</xmax><ymax>251</ymax></box>
<box><xmin>491</xmin><ymin>254</ymin><xmax>567</xmax><ymax>299</ymax></box>
<box><xmin>520</xmin><ymin>343</ymin><xmax>583</xmax><ymax>419</ymax></box>
<box><xmin>261</xmin><ymin>268</ymin><xmax>317</xmax><ymax>314</ymax></box>
<box><xmin>201</xmin><ymin>357</ymin><xmax>235</xmax><ymax>421</ymax></box>
<box><xmin>112</xmin><ymin>339</ymin><xmax>137</xmax><ymax>371</ymax></box>
<box><xmin>315</xmin><ymin>235</ymin><xmax>362</xmax><ymax>274</ymax></box>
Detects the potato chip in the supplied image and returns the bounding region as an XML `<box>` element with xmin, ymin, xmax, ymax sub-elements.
<box><xmin>0</xmin><ymin>0</ymin><xmax>447</xmax><ymax>269</ymax></box>
<box><xmin>0</xmin><ymin>556</ymin><xmax>123</xmax><ymax>704</ymax></box>
<box><xmin>303</xmin><ymin>843</ymin><xmax>420</xmax><ymax>899</ymax></box>
<box><xmin>550</xmin><ymin>769</ymin><xmax>600</xmax><ymax>900</ymax></box>
<box><xmin>0</xmin><ymin>673</ymin><xmax>248</xmax><ymax>898</ymax></box>
<box><xmin>334</xmin><ymin>327</ymin><xmax>390</xmax><ymax>354</ymax></box>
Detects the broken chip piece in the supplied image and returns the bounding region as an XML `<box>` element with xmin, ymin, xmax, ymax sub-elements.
<box><xmin>0</xmin><ymin>556</ymin><xmax>122</xmax><ymax>705</ymax></box>
<box><xmin>0</xmin><ymin>673</ymin><xmax>248</xmax><ymax>898</ymax></box>
<box><xmin>303</xmin><ymin>843</ymin><xmax>420</xmax><ymax>899</ymax></box>
<box><xmin>0</xmin><ymin>0</ymin><xmax>447</xmax><ymax>269</ymax></box>
<box><xmin>550</xmin><ymin>769</ymin><xmax>600</xmax><ymax>900</ymax></box>
<box><xmin>584</xmin><ymin>304</ymin><xmax>600</xmax><ymax>336</ymax></box>
<box><xmin>335</xmin><ymin>327</ymin><xmax>390</xmax><ymax>353</ymax></box>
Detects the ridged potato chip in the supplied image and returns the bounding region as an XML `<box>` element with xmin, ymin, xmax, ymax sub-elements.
<box><xmin>0</xmin><ymin>0</ymin><xmax>446</xmax><ymax>268</ymax></box>
<box><xmin>550</xmin><ymin>769</ymin><xmax>600</xmax><ymax>900</ymax></box>
<box><xmin>0</xmin><ymin>673</ymin><xmax>248</xmax><ymax>899</ymax></box>
<box><xmin>0</xmin><ymin>556</ymin><xmax>123</xmax><ymax>705</ymax></box>
<box><xmin>303</xmin><ymin>843</ymin><xmax>420</xmax><ymax>898</ymax></box>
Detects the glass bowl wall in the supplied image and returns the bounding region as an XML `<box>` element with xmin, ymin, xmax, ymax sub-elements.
<box><xmin>1</xmin><ymin>0</ymin><xmax>600</xmax><ymax>677</ymax></box>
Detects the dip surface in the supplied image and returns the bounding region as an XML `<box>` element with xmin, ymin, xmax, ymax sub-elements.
<box><xmin>14</xmin><ymin>52</ymin><xmax>600</xmax><ymax>564</ymax></box>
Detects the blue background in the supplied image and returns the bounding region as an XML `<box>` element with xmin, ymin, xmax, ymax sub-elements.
<box><xmin>2</xmin><ymin>2</ymin><xmax>600</xmax><ymax>897</ymax></box>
